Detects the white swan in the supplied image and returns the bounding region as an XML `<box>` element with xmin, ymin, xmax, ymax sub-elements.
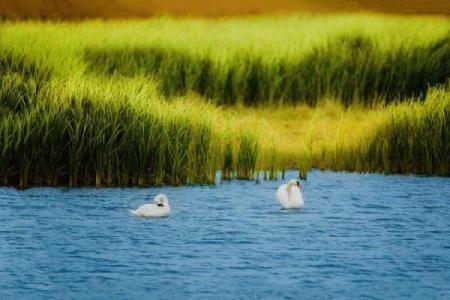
<box><xmin>129</xmin><ymin>194</ymin><xmax>171</xmax><ymax>218</ymax></box>
<box><xmin>276</xmin><ymin>179</ymin><xmax>304</xmax><ymax>209</ymax></box>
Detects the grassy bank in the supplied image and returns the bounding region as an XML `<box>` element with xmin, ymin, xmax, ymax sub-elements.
<box><xmin>2</xmin><ymin>15</ymin><xmax>449</xmax><ymax>106</ymax></box>
<box><xmin>86</xmin><ymin>32</ymin><xmax>450</xmax><ymax>106</ymax></box>
<box><xmin>226</xmin><ymin>86</ymin><xmax>450</xmax><ymax>178</ymax></box>
<box><xmin>0</xmin><ymin>15</ymin><xmax>449</xmax><ymax>186</ymax></box>
<box><xmin>366</xmin><ymin>87</ymin><xmax>450</xmax><ymax>176</ymax></box>
<box><xmin>83</xmin><ymin>15</ymin><xmax>450</xmax><ymax>106</ymax></box>
<box><xmin>0</xmin><ymin>74</ymin><xmax>265</xmax><ymax>187</ymax></box>
<box><xmin>0</xmin><ymin>46</ymin><xmax>260</xmax><ymax>186</ymax></box>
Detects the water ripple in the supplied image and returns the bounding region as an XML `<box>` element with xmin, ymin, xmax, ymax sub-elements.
<box><xmin>0</xmin><ymin>171</ymin><xmax>450</xmax><ymax>299</ymax></box>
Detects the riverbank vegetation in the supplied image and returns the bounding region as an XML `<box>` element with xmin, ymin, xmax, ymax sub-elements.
<box><xmin>0</xmin><ymin>15</ymin><xmax>449</xmax><ymax>186</ymax></box>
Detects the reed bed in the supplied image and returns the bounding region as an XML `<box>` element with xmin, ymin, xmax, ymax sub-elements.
<box><xmin>2</xmin><ymin>15</ymin><xmax>449</xmax><ymax>105</ymax></box>
<box><xmin>0</xmin><ymin>74</ymin><xmax>261</xmax><ymax>187</ymax></box>
<box><xmin>296</xmin><ymin>86</ymin><xmax>450</xmax><ymax>176</ymax></box>
<box><xmin>365</xmin><ymin>87</ymin><xmax>450</xmax><ymax>176</ymax></box>
<box><xmin>230</xmin><ymin>86</ymin><xmax>450</xmax><ymax>178</ymax></box>
<box><xmin>0</xmin><ymin>15</ymin><xmax>449</xmax><ymax>186</ymax></box>
<box><xmin>86</xmin><ymin>33</ymin><xmax>450</xmax><ymax>106</ymax></box>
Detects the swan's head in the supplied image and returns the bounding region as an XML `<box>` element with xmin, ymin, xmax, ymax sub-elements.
<box><xmin>288</xmin><ymin>179</ymin><xmax>303</xmax><ymax>189</ymax></box>
<box><xmin>154</xmin><ymin>194</ymin><xmax>170</xmax><ymax>207</ymax></box>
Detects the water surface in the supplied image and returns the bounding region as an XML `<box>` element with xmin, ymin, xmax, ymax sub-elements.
<box><xmin>1</xmin><ymin>171</ymin><xmax>450</xmax><ymax>299</ymax></box>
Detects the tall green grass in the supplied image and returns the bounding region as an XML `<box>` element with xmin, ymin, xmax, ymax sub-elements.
<box><xmin>0</xmin><ymin>38</ymin><xmax>263</xmax><ymax>187</ymax></box>
<box><xmin>365</xmin><ymin>87</ymin><xmax>450</xmax><ymax>175</ymax></box>
<box><xmin>2</xmin><ymin>15</ymin><xmax>449</xmax><ymax>106</ymax></box>
<box><xmin>85</xmin><ymin>33</ymin><xmax>450</xmax><ymax>106</ymax></box>
<box><xmin>0</xmin><ymin>48</ymin><xmax>51</xmax><ymax>114</ymax></box>
<box><xmin>236</xmin><ymin>131</ymin><xmax>260</xmax><ymax>179</ymax></box>
<box><xmin>0</xmin><ymin>73</ymin><xmax>261</xmax><ymax>187</ymax></box>
<box><xmin>0</xmin><ymin>15</ymin><xmax>449</xmax><ymax>186</ymax></box>
<box><xmin>307</xmin><ymin>86</ymin><xmax>450</xmax><ymax>176</ymax></box>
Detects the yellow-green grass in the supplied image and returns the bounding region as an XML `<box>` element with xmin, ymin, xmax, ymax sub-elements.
<box><xmin>0</xmin><ymin>75</ymin><xmax>266</xmax><ymax>187</ymax></box>
<box><xmin>58</xmin><ymin>16</ymin><xmax>450</xmax><ymax>105</ymax></box>
<box><xmin>0</xmin><ymin>45</ymin><xmax>261</xmax><ymax>187</ymax></box>
<box><xmin>228</xmin><ymin>86</ymin><xmax>450</xmax><ymax>178</ymax></box>
<box><xmin>0</xmin><ymin>15</ymin><xmax>449</xmax><ymax>186</ymax></box>
<box><xmin>366</xmin><ymin>87</ymin><xmax>450</xmax><ymax>175</ymax></box>
<box><xmin>1</xmin><ymin>15</ymin><xmax>449</xmax><ymax>105</ymax></box>
<box><xmin>1</xmin><ymin>71</ymin><xmax>449</xmax><ymax>187</ymax></box>
<box><xmin>86</xmin><ymin>31</ymin><xmax>450</xmax><ymax>106</ymax></box>
<box><xmin>222</xmin><ymin>99</ymin><xmax>382</xmax><ymax>162</ymax></box>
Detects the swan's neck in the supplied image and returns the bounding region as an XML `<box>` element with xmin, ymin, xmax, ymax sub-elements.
<box><xmin>287</xmin><ymin>183</ymin><xmax>296</xmax><ymax>192</ymax></box>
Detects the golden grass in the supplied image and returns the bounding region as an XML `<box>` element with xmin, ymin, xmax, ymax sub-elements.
<box><xmin>217</xmin><ymin>100</ymin><xmax>386</xmax><ymax>171</ymax></box>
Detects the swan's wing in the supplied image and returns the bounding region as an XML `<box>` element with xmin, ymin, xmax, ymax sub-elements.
<box><xmin>290</xmin><ymin>187</ymin><xmax>304</xmax><ymax>208</ymax></box>
<box><xmin>276</xmin><ymin>184</ymin><xmax>290</xmax><ymax>208</ymax></box>
<box><xmin>133</xmin><ymin>203</ymin><xmax>156</xmax><ymax>216</ymax></box>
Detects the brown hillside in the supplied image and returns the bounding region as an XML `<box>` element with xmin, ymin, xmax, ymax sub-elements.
<box><xmin>0</xmin><ymin>0</ymin><xmax>449</xmax><ymax>20</ymax></box>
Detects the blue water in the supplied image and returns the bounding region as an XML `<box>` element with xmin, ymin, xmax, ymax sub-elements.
<box><xmin>1</xmin><ymin>171</ymin><xmax>450</xmax><ymax>300</ymax></box>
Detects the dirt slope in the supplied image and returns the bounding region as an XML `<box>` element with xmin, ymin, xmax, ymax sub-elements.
<box><xmin>0</xmin><ymin>0</ymin><xmax>448</xmax><ymax>20</ymax></box>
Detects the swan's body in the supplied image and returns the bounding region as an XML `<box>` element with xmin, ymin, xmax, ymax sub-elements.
<box><xmin>129</xmin><ymin>194</ymin><xmax>171</xmax><ymax>218</ymax></box>
<box><xmin>276</xmin><ymin>179</ymin><xmax>304</xmax><ymax>209</ymax></box>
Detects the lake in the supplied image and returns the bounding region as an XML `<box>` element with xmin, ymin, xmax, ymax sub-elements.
<box><xmin>1</xmin><ymin>171</ymin><xmax>449</xmax><ymax>299</ymax></box>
